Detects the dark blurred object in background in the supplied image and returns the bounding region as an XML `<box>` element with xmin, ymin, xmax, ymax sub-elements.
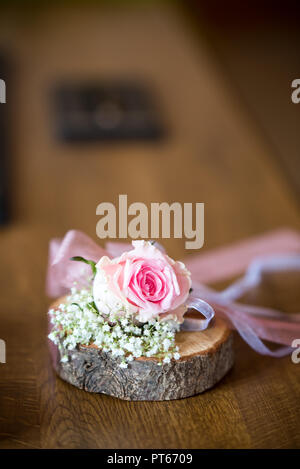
<box><xmin>53</xmin><ymin>81</ymin><xmax>165</xmax><ymax>143</ymax></box>
<box><xmin>188</xmin><ymin>0</ymin><xmax>300</xmax><ymax>27</ymax></box>
<box><xmin>0</xmin><ymin>53</ymin><xmax>9</xmax><ymax>225</ymax></box>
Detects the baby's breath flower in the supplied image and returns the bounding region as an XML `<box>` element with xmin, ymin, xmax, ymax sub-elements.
<box><xmin>48</xmin><ymin>286</ymin><xmax>180</xmax><ymax>369</ymax></box>
<box><xmin>163</xmin><ymin>338</ymin><xmax>171</xmax><ymax>351</ymax></box>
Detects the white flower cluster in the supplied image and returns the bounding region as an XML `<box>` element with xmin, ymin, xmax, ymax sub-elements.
<box><xmin>48</xmin><ymin>286</ymin><xmax>181</xmax><ymax>368</ymax></box>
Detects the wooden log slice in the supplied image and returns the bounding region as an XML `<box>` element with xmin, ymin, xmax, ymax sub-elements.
<box><xmin>48</xmin><ymin>297</ymin><xmax>234</xmax><ymax>401</ymax></box>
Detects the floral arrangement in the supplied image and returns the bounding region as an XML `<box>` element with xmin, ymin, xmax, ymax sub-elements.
<box><xmin>48</xmin><ymin>240</ymin><xmax>193</xmax><ymax>367</ymax></box>
<box><xmin>48</xmin><ymin>230</ymin><xmax>300</xmax><ymax>363</ymax></box>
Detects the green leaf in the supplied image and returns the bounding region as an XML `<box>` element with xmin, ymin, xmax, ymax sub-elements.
<box><xmin>70</xmin><ymin>256</ymin><xmax>97</xmax><ymax>277</ymax></box>
<box><xmin>71</xmin><ymin>302</ymin><xmax>83</xmax><ymax>312</ymax></box>
<box><xmin>86</xmin><ymin>301</ymin><xmax>99</xmax><ymax>313</ymax></box>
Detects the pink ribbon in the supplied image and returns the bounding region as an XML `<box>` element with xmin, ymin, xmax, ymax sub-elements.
<box><xmin>46</xmin><ymin>229</ymin><xmax>300</xmax><ymax>358</ymax></box>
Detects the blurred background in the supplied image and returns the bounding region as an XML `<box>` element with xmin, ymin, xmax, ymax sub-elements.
<box><xmin>0</xmin><ymin>0</ymin><xmax>300</xmax><ymax>450</ymax></box>
<box><xmin>0</xmin><ymin>0</ymin><xmax>299</xmax><ymax>257</ymax></box>
<box><xmin>0</xmin><ymin>0</ymin><xmax>299</xmax><ymax>298</ymax></box>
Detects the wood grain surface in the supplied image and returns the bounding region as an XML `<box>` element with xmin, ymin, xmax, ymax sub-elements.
<box><xmin>0</xmin><ymin>3</ymin><xmax>299</xmax><ymax>448</ymax></box>
<box><xmin>50</xmin><ymin>297</ymin><xmax>234</xmax><ymax>401</ymax></box>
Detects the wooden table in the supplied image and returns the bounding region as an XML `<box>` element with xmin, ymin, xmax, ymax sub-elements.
<box><xmin>0</xmin><ymin>4</ymin><xmax>299</xmax><ymax>448</ymax></box>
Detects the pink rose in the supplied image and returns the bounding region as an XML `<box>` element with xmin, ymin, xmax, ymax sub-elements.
<box><xmin>93</xmin><ymin>240</ymin><xmax>191</xmax><ymax>322</ymax></box>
